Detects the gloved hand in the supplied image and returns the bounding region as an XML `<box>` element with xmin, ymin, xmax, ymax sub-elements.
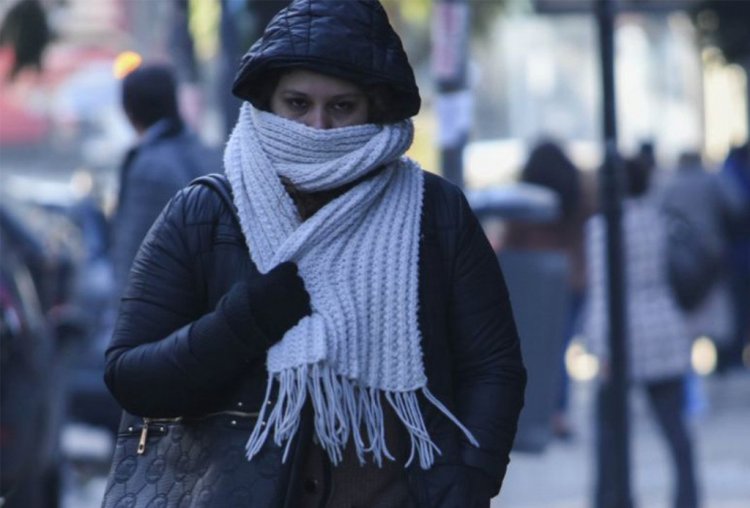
<box><xmin>220</xmin><ymin>261</ymin><xmax>311</xmax><ymax>347</ymax></box>
<box><xmin>418</xmin><ymin>464</ymin><xmax>496</xmax><ymax>508</ymax></box>
<box><xmin>464</xmin><ymin>466</ymin><xmax>498</xmax><ymax>506</ymax></box>
<box><xmin>246</xmin><ymin>261</ymin><xmax>311</xmax><ymax>343</ymax></box>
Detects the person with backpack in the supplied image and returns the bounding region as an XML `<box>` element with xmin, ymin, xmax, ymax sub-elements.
<box><xmin>584</xmin><ymin>155</ymin><xmax>699</xmax><ymax>508</ymax></box>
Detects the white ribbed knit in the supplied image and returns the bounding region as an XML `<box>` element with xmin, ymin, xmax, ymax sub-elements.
<box><xmin>224</xmin><ymin>104</ymin><xmax>477</xmax><ymax>469</ymax></box>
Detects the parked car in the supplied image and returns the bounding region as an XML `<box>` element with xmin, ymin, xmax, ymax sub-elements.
<box><xmin>0</xmin><ymin>202</ymin><xmax>69</xmax><ymax>508</ymax></box>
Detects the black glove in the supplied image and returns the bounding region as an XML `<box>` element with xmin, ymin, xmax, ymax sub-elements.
<box><xmin>247</xmin><ymin>261</ymin><xmax>311</xmax><ymax>342</ymax></box>
<box><xmin>420</xmin><ymin>464</ymin><xmax>496</xmax><ymax>508</ymax></box>
<box><xmin>220</xmin><ymin>261</ymin><xmax>311</xmax><ymax>347</ymax></box>
<box><xmin>465</xmin><ymin>466</ymin><xmax>498</xmax><ymax>506</ymax></box>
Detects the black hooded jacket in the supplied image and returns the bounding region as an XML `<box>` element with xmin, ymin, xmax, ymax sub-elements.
<box><xmin>106</xmin><ymin>173</ymin><xmax>525</xmax><ymax>506</ymax></box>
<box><xmin>105</xmin><ymin>1</ymin><xmax>525</xmax><ymax>506</ymax></box>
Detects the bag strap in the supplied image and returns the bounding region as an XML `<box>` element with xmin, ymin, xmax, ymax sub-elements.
<box><xmin>190</xmin><ymin>173</ymin><xmax>239</xmax><ymax>224</ymax></box>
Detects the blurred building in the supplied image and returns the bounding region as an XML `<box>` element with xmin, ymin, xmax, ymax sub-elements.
<box><xmin>1</xmin><ymin>0</ymin><xmax>747</xmax><ymax>189</ymax></box>
<box><xmin>466</xmin><ymin>2</ymin><xmax>747</xmax><ymax>187</ymax></box>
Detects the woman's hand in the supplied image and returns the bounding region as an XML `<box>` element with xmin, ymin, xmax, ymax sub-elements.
<box><xmin>220</xmin><ymin>261</ymin><xmax>311</xmax><ymax>347</ymax></box>
<box><xmin>245</xmin><ymin>261</ymin><xmax>311</xmax><ymax>343</ymax></box>
<box><xmin>421</xmin><ymin>463</ymin><xmax>496</xmax><ymax>507</ymax></box>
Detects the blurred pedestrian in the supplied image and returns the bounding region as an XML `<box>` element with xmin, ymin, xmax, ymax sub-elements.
<box><xmin>504</xmin><ymin>140</ymin><xmax>596</xmax><ymax>440</ymax></box>
<box><xmin>660</xmin><ymin>152</ymin><xmax>747</xmax><ymax>369</ymax></box>
<box><xmin>0</xmin><ymin>0</ymin><xmax>51</xmax><ymax>145</ymax></box>
<box><xmin>111</xmin><ymin>63</ymin><xmax>219</xmax><ymax>298</ymax></box>
<box><xmin>0</xmin><ymin>0</ymin><xmax>50</xmax><ymax>80</ymax></box>
<box><xmin>103</xmin><ymin>1</ymin><xmax>526</xmax><ymax>507</ymax></box>
<box><xmin>719</xmin><ymin>143</ymin><xmax>750</xmax><ymax>370</ymax></box>
<box><xmin>584</xmin><ymin>156</ymin><xmax>699</xmax><ymax>508</ymax></box>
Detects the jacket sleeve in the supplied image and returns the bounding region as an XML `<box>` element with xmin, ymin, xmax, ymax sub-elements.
<box><xmin>104</xmin><ymin>186</ymin><xmax>269</xmax><ymax>417</ymax></box>
<box><xmin>111</xmin><ymin>156</ymin><xmax>188</xmax><ymax>296</ymax></box>
<box><xmin>449</xmin><ymin>190</ymin><xmax>527</xmax><ymax>493</ymax></box>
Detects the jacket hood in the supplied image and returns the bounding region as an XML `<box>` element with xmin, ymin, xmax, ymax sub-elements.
<box><xmin>232</xmin><ymin>0</ymin><xmax>421</xmax><ymax>121</ymax></box>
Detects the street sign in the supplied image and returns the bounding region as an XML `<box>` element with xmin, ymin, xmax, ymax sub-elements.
<box><xmin>431</xmin><ymin>0</ymin><xmax>470</xmax><ymax>90</ymax></box>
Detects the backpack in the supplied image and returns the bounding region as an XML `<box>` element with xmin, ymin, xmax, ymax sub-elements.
<box><xmin>664</xmin><ymin>208</ymin><xmax>722</xmax><ymax>311</ymax></box>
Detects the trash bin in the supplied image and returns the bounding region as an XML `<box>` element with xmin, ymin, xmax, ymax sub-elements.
<box><xmin>468</xmin><ymin>183</ymin><xmax>568</xmax><ymax>453</ymax></box>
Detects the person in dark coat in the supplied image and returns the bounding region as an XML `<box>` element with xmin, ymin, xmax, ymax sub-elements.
<box><xmin>719</xmin><ymin>143</ymin><xmax>750</xmax><ymax>370</ymax></box>
<box><xmin>111</xmin><ymin>63</ymin><xmax>219</xmax><ymax>297</ymax></box>
<box><xmin>104</xmin><ymin>1</ymin><xmax>526</xmax><ymax>507</ymax></box>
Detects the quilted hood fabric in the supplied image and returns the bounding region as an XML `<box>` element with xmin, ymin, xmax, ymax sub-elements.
<box><xmin>232</xmin><ymin>0</ymin><xmax>421</xmax><ymax>121</ymax></box>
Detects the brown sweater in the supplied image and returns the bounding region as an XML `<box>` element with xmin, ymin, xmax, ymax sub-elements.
<box><xmin>296</xmin><ymin>403</ymin><xmax>414</xmax><ymax>508</ymax></box>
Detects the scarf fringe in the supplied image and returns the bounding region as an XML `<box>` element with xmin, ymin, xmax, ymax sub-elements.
<box><xmin>245</xmin><ymin>364</ymin><xmax>479</xmax><ymax>469</ymax></box>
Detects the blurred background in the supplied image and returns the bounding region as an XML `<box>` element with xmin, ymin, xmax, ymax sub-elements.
<box><xmin>0</xmin><ymin>0</ymin><xmax>748</xmax><ymax>507</ymax></box>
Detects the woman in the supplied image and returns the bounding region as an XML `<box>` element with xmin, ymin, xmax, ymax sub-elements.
<box><xmin>584</xmin><ymin>156</ymin><xmax>699</xmax><ymax>508</ymax></box>
<box><xmin>503</xmin><ymin>140</ymin><xmax>595</xmax><ymax>440</ymax></box>
<box><xmin>104</xmin><ymin>1</ymin><xmax>526</xmax><ymax>506</ymax></box>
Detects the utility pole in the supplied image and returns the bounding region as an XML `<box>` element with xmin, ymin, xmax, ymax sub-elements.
<box><xmin>432</xmin><ymin>0</ymin><xmax>471</xmax><ymax>189</ymax></box>
<box><xmin>595</xmin><ymin>0</ymin><xmax>632</xmax><ymax>506</ymax></box>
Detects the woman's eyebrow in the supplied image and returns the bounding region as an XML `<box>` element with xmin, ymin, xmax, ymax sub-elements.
<box><xmin>280</xmin><ymin>90</ymin><xmax>362</xmax><ymax>97</ymax></box>
<box><xmin>330</xmin><ymin>92</ymin><xmax>366</xmax><ymax>100</ymax></box>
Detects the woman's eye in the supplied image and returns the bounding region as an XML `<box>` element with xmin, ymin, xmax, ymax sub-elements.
<box><xmin>332</xmin><ymin>101</ymin><xmax>355</xmax><ymax>113</ymax></box>
<box><xmin>286</xmin><ymin>98</ymin><xmax>308</xmax><ymax>110</ymax></box>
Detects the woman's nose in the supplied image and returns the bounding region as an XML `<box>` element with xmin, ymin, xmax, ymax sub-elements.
<box><xmin>306</xmin><ymin>107</ymin><xmax>331</xmax><ymax>130</ymax></box>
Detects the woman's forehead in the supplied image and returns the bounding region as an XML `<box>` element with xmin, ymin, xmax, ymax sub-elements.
<box><xmin>275</xmin><ymin>69</ymin><xmax>364</xmax><ymax>96</ymax></box>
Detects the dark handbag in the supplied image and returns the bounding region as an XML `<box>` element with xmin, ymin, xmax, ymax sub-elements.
<box><xmin>101</xmin><ymin>411</ymin><xmax>288</xmax><ymax>507</ymax></box>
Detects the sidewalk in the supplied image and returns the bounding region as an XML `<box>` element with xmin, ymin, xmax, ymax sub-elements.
<box><xmin>62</xmin><ymin>369</ymin><xmax>750</xmax><ymax>507</ymax></box>
<box><xmin>493</xmin><ymin>369</ymin><xmax>750</xmax><ymax>508</ymax></box>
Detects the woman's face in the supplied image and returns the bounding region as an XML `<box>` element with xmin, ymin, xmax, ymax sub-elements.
<box><xmin>270</xmin><ymin>70</ymin><xmax>369</xmax><ymax>129</ymax></box>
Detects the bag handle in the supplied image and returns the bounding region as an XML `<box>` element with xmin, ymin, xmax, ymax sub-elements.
<box><xmin>190</xmin><ymin>173</ymin><xmax>239</xmax><ymax>224</ymax></box>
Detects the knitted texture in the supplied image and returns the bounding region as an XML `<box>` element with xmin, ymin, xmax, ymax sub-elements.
<box><xmin>224</xmin><ymin>104</ymin><xmax>477</xmax><ymax>469</ymax></box>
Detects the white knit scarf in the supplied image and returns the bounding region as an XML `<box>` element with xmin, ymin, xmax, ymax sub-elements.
<box><xmin>223</xmin><ymin>104</ymin><xmax>477</xmax><ymax>469</ymax></box>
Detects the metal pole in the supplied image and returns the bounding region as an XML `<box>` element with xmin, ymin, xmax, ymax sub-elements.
<box><xmin>432</xmin><ymin>0</ymin><xmax>471</xmax><ymax>189</ymax></box>
<box><xmin>595</xmin><ymin>0</ymin><xmax>632</xmax><ymax>507</ymax></box>
<box><xmin>219</xmin><ymin>0</ymin><xmax>243</xmax><ymax>138</ymax></box>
